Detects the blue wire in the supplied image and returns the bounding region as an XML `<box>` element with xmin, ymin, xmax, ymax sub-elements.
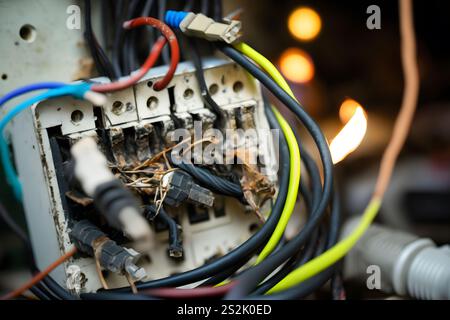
<box><xmin>0</xmin><ymin>82</ymin><xmax>66</xmax><ymax>108</ymax></box>
<box><xmin>0</xmin><ymin>83</ymin><xmax>66</xmax><ymax>199</ymax></box>
<box><xmin>0</xmin><ymin>82</ymin><xmax>92</xmax><ymax>201</ymax></box>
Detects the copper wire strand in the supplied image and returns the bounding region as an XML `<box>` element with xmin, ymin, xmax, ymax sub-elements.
<box><xmin>125</xmin><ymin>273</ymin><xmax>138</xmax><ymax>294</ymax></box>
<box><xmin>373</xmin><ymin>0</ymin><xmax>419</xmax><ymax>200</ymax></box>
<box><xmin>93</xmin><ymin>237</ymin><xmax>110</xmax><ymax>290</ymax></box>
<box><xmin>0</xmin><ymin>248</ymin><xmax>77</xmax><ymax>300</ymax></box>
<box><xmin>133</xmin><ymin>136</ymin><xmax>192</xmax><ymax>170</ymax></box>
<box><xmin>181</xmin><ymin>136</ymin><xmax>218</xmax><ymax>157</ymax></box>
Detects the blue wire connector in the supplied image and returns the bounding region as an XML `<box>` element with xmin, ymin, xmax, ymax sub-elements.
<box><xmin>165</xmin><ymin>10</ymin><xmax>189</xmax><ymax>29</ymax></box>
<box><xmin>164</xmin><ymin>10</ymin><xmax>242</xmax><ymax>44</ymax></box>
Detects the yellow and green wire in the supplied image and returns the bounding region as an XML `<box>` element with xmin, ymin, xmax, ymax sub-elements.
<box><xmin>234</xmin><ymin>42</ymin><xmax>301</xmax><ymax>264</ymax></box>
<box><xmin>234</xmin><ymin>42</ymin><xmax>383</xmax><ymax>293</ymax></box>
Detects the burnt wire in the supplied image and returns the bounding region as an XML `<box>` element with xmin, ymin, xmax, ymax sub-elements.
<box><xmin>105</xmin><ymin>93</ymin><xmax>291</xmax><ymax>292</ymax></box>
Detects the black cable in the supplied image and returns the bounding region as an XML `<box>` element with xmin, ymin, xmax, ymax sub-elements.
<box><xmin>313</xmin><ymin>224</ymin><xmax>329</xmax><ymax>257</ymax></box>
<box><xmin>199</xmin><ymin>259</ymin><xmax>246</xmax><ymax>287</ymax></box>
<box><xmin>28</xmin><ymin>285</ymin><xmax>51</xmax><ymax>300</ymax></box>
<box><xmin>173</xmin><ymin>161</ymin><xmax>243</xmax><ymax>198</ymax></box>
<box><xmin>158</xmin><ymin>0</ymin><xmax>171</xmax><ymax>65</ymax></box>
<box><xmin>107</xmin><ymin>98</ymin><xmax>291</xmax><ymax>292</ymax></box>
<box><xmin>250</xmin><ymin>138</ymin><xmax>325</xmax><ymax>295</ymax></box>
<box><xmin>142</xmin><ymin>0</ymin><xmax>155</xmax><ymax>17</ymax></box>
<box><xmin>101</xmin><ymin>0</ymin><xmax>113</xmax><ymax>54</ymax></box>
<box><xmin>299</xmin><ymin>179</ymin><xmax>313</xmax><ymax>213</ymax></box>
<box><xmin>248</xmin><ymin>267</ymin><xmax>335</xmax><ymax>300</ymax></box>
<box><xmin>130</xmin><ymin>0</ymin><xmax>144</xmax><ymax>71</ymax></box>
<box><xmin>40</xmin><ymin>276</ymin><xmax>77</xmax><ymax>300</ymax></box>
<box><xmin>186</xmin><ymin>38</ymin><xmax>225</xmax><ymax>121</ymax></box>
<box><xmin>219</xmin><ymin>44</ymin><xmax>334</xmax><ymax>299</ymax></box>
<box><xmin>251</xmin><ymin>224</ymin><xmax>320</xmax><ymax>295</ymax></box>
<box><xmin>144</xmin><ymin>205</ymin><xmax>183</xmax><ymax>258</ymax></box>
<box><xmin>227</xmin><ymin>105</ymin><xmax>326</xmax><ymax>297</ymax></box>
<box><xmin>199</xmin><ymin>104</ymin><xmax>292</xmax><ymax>288</ymax></box>
<box><xmin>84</xmin><ymin>0</ymin><xmax>116</xmax><ymax>79</ymax></box>
<box><xmin>251</xmin><ymin>191</ymin><xmax>341</xmax><ymax>300</ymax></box>
<box><xmin>205</xmin><ymin>99</ymin><xmax>333</xmax><ymax>296</ymax></box>
<box><xmin>138</xmin><ymin>0</ymin><xmax>156</xmax><ymax>66</ymax></box>
<box><xmin>127</xmin><ymin>28</ymin><xmax>139</xmax><ymax>72</ymax></box>
<box><xmin>213</xmin><ymin>0</ymin><xmax>223</xmax><ymax>21</ymax></box>
<box><xmin>246</xmin><ymin>106</ymin><xmax>322</xmax><ymax>295</ymax></box>
<box><xmin>84</xmin><ymin>0</ymin><xmax>105</xmax><ymax>76</ymax></box>
<box><xmin>249</xmin><ymin>230</ymin><xmax>325</xmax><ymax>298</ymax></box>
<box><xmin>122</xmin><ymin>0</ymin><xmax>141</xmax><ymax>75</ymax></box>
<box><xmin>195</xmin><ymin>84</ymin><xmax>330</xmax><ymax>293</ymax></box>
<box><xmin>184</xmin><ymin>0</ymin><xmax>195</xmax><ymax>11</ymax></box>
<box><xmin>27</xmin><ymin>264</ymin><xmax>62</xmax><ymax>300</ymax></box>
<box><xmin>201</xmin><ymin>0</ymin><xmax>209</xmax><ymax>15</ymax></box>
<box><xmin>112</xmin><ymin>0</ymin><xmax>126</xmax><ymax>76</ymax></box>
<box><xmin>204</xmin><ymin>233</ymin><xmax>289</xmax><ymax>288</ymax></box>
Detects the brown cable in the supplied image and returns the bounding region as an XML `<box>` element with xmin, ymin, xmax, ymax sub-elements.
<box><xmin>125</xmin><ymin>273</ymin><xmax>138</xmax><ymax>294</ymax></box>
<box><xmin>93</xmin><ymin>236</ymin><xmax>110</xmax><ymax>290</ymax></box>
<box><xmin>373</xmin><ymin>0</ymin><xmax>419</xmax><ymax>199</ymax></box>
<box><xmin>0</xmin><ymin>248</ymin><xmax>77</xmax><ymax>300</ymax></box>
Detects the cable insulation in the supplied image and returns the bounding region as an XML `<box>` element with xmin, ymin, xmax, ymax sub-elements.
<box><xmin>0</xmin><ymin>248</ymin><xmax>77</xmax><ymax>300</ymax></box>
<box><xmin>92</xmin><ymin>17</ymin><xmax>179</xmax><ymax>92</ymax></box>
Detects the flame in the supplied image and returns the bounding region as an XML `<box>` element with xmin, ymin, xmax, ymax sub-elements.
<box><xmin>329</xmin><ymin>99</ymin><xmax>368</xmax><ymax>164</ymax></box>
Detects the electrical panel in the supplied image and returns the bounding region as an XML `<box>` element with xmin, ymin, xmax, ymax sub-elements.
<box><xmin>11</xmin><ymin>59</ymin><xmax>278</xmax><ymax>293</ymax></box>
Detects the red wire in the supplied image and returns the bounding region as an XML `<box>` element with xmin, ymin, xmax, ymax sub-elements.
<box><xmin>92</xmin><ymin>17</ymin><xmax>180</xmax><ymax>93</ymax></box>
<box><xmin>142</xmin><ymin>282</ymin><xmax>235</xmax><ymax>299</ymax></box>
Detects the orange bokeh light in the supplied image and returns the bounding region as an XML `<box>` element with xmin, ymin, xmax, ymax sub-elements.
<box><xmin>279</xmin><ymin>48</ymin><xmax>314</xmax><ymax>84</ymax></box>
<box><xmin>288</xmin><ymin>7</ymin><xmax>322</xmax><ymax>41</ymax></box>
<box><xmin>339</xmin><ymin>98</ymin><xmax>361</xmax><ymax>122</ymax></box>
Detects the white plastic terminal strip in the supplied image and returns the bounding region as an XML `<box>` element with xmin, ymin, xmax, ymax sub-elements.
<box><xmin>180</xmin><ymin>12</ymin><xmax>242</xmax><ymax>44</ymax></box>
